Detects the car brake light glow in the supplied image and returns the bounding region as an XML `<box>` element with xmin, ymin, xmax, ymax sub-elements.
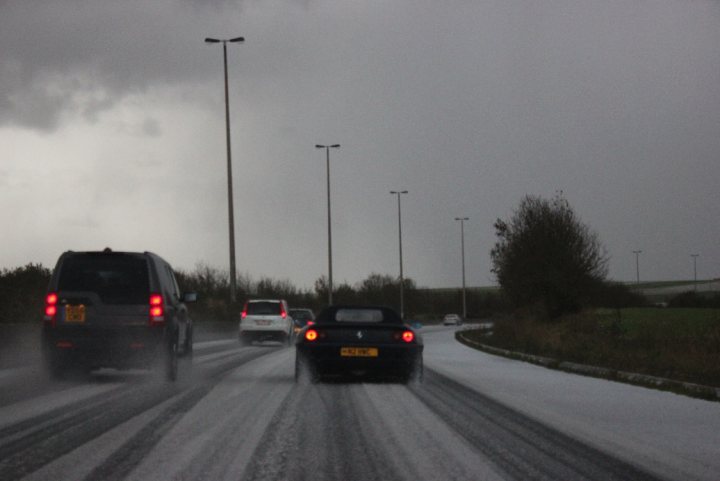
<box><xmin>307</xmin><ymin>320</ymin><xmax>315</xmax><ymax>326</ymax></box>
<box><xmin>280</xmin><ymin>303</ymin><xmax>287</xmax><ymax>319</ymax></box>
<box><xmin>149</xmin><ymin>293</ymin><xmax>165</xmax><ymax>325</ymax></box>
<box><xmin>56</xmin><ymin>340</ymin><xmax>74</xmax><ymax>349</ymax></box>
<box><xmin>241</xmin><ymin>303</ymin><xmax>248</xmax><ymax>319</ymax></box>
<box><xmin>44</xmin><ymin>292</ymin><xmax>58</xmax><ymax>325</ymax></box>
<box><xmin>401</xmin><ymin>330</ymin><xmax>415</xmax><ymax>343</ymax></box>
<box><xmin>305</xmin><ymin>329</ymin><xmax>318</xmax><ymax>341</ymax></box>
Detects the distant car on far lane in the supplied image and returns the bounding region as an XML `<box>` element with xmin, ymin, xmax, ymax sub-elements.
<box><xmin>442</xmin><ymin>313</ymin><xmax>463</xmax><ymax>326</ymax></box>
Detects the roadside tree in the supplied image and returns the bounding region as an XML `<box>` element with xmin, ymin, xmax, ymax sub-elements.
<box><xmin>490</xmin><ymin>194</ymin><xmax>608</xmax><ymax>319</ymax></box>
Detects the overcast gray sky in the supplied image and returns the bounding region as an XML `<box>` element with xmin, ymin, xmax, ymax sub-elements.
<box><xmin>2</xmin><ymin>0</ymin><xmax>719</xmax><ymax>289</ymax></box>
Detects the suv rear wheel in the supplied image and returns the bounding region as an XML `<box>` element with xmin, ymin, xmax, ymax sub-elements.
<box><xmin>183</xmin><ymin>327</ymin><xmax>194</xmax><ymax>359</ymax></box>
<box><xmin>165</xmin><ymin>334</ymin><xmax>178</xmax><ymax>381</ymax></box>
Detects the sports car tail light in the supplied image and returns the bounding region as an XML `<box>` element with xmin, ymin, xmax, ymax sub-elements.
<box><xmin>305</xmin><ymin>329</ymin><xmax>319</xmax><ymax>342</ymax></box>
<box><xmin>44</xmin><ymin>292</ymin><xmax>58</xmax><ymax>326</ymax></box>
<box><xmin>149</xmin><ymin>293</ymin><xmax>165</xmax><ymax>325</ymax></box>
<box><xmin>401</xmin><ymin>330</ymin><xmax>415</xmax><ymax>343</ymax></box>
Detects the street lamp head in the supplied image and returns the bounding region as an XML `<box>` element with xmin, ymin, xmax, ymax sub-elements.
<box><xmin>390</xmin><ymin>190</ymin><xmax>408</xmax><ymax>195</ymax></box>
<box><xmin>315</xmin><ymin>144</ymin><xmax>326</xmax><ymax>149</ymax></box>
<box><xmin>205</xmin><ymin>37</ymin><xmax>244</xmax><ymax>44</ymax></box>
<box><xmin>316</xmin><ymin>144</ymin><xmax>341</xmax><ymax>149</ymax></box>
<box><xmin>455</xmin><ymin>217</ymin><xmax>469</xmax><ymax>221</ymax></box>
<box><xmin>330</xmin><ymin>144</ymin><xmax>341</xmax><ymax>148</ymax></box>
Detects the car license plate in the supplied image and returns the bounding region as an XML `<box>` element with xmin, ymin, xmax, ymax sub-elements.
<box><xmin>65</xmin><ymin>305</ymin><xmax>86</xmax><ymax>323</ymax></box>
<box><xmin>255</xmin><ymin>319</ymin><xmax>271</xmax><ymax>326</ymax></box>
<box><xmin>341</xmin><ymin>347</ymin><xmax>378</xmax><ymax>357</ymax></box>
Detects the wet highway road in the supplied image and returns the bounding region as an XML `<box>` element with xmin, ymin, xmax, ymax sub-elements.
<box><xmin>1</xmin><ymin>327</ymin><xmax>715</xmax><ymax>481</ymax></box>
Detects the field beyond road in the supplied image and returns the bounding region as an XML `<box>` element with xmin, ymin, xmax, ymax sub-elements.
<box><xmin>462</xmin><ymin>307</ymin><xmax>720</xmax><ymax>393</ymax></box>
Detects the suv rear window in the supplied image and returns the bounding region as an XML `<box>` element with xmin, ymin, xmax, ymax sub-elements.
<box><xmin>58</xmin><ymin>254</ymin><xmax>149</xmax><ymax>305</ymax></box>
<box><xmin>246</xmin><ymin>301</ymin><xmax>282</xmax><ymax>315</ymax></box>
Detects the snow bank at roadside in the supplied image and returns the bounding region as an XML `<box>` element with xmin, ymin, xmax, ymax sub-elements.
<box><xmin>422</xmin><ymin>326</ymin><xmax>720</xmax><ymax>481</ymax></box>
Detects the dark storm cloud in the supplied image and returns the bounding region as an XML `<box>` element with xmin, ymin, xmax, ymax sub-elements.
<box><xmin>2</xmin><ymin>0</ymin><xmax>720</xmax><ymax>286</ymax></box>
<box><xmin>0</xmin><ymin>0</ymin><xmax>249</xmax><ymax>131</ymax></box>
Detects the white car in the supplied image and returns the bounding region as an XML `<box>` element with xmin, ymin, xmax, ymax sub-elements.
<box><xmin>239</xmin><ymin>299</ymin><xmax>293</xmax><ymax>345</ymax></box>
<box><xmin>442</xmin><ymin>313</ymin><xmax>463</xmax><ymax>326</ymax></box>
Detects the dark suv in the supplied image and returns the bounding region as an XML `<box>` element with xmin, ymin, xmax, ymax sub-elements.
<box><xmin>41</xmin><ymin>249</ymin><xmax>196</xmax><ymax>381</ymax></box>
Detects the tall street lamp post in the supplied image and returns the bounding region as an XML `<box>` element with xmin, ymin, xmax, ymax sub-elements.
<box><xmin>390</xmin><ymin>190</ymin><xmax>408</xmax><ymax>319</ymax></box>
<box><xmin>691</xmin><ymin>254</ymin><xmax>699</xmax><ymax>291</ymax></box>
<box><xmin>633</xmin><ymin>250</ymin><xmax>642</xmax><ymax>286</ymax></box>
<box><xmin>205</xmin><ymin>36</ymin><xmax>244</xmax><ymax>303</ymax></box>
<box><xmin>316</xmin><ymin>144</ymin><xmax>341</xmax><ymax>305</ymax></box>
<box><xmin>455</xmin><ymin>217</ymin><xmax>469</xmax><ymax>319</ymax></box>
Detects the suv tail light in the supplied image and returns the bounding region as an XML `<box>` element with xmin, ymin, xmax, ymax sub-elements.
<box><xmin>241</xmin><ymin>303</ymin><xmax>248</xmax><ymax>319</ymax></box>
<box><xmin>280</xmin><ymin>303</ymin><xmax>287</xmax><ymax>319</ymax></box>
<box><xmin>44</xmin><ymin>292</ymin><xmax>58</xmax><ymax>326</ymax></box>
<box><xmin>149</xmin><ymin>293</ymin><xmax>165</xmax><ymax>325</ymax></box>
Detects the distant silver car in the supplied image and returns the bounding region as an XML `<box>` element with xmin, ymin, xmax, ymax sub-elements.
<box><xmin>442</xmin><ymin>313</ymin><xmax>463</xmax><ymax>326</ymax></box>
<box><xmin>289</xmin><ymin>308</ymin><xmax>315</xmax><ymax>335</ymax></box>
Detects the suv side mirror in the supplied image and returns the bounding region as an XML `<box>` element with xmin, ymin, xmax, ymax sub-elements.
<box><xmin>182</xmin><ymin>292</ymin><xmax>198</xmax><ymax>303</ymax></box>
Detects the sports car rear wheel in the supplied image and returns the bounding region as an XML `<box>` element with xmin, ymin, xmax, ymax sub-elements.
<box><xmin>404</xmin><ymin>356</ymin><xmax>424</xmax><ymax>384</ymax></box>
<box><xmin>165</xmin><ymin>334</ymin><xmax>179</xmax><ymax>382</ymax></box>
<box><xmin>294</xmin><ymin>354</ymin><xmax>318</xmax><ymax>383</ymax></box>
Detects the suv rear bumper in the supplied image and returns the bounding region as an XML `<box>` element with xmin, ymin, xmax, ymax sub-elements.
<box><xmin>42</xmin><ymin>325</ymin><xmax>166</xmax><ymax>370</ymax></box>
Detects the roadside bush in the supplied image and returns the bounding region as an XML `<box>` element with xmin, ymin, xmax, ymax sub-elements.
<box><xmin>590</xmin><ymin>281</ymin><xmax>647</xmax><ymax>309</ymax></box>
<box><xmin>0</xmin><ymin>259</ymin><xmax>508</xmax><ymax>323</ymax></box>
<box><xmin>0</xmin><ymin>264</ymin><xmax>51</xmax><ymax>324</ymax></box>
<box><xmin>668</xmin><ymin>291</ymin><xmax>720</xmax><ymax>308</ymax></box>
<box><xmin>175</xmin><ymin>265</ymin><xmax>319</xmax><ymax>322</ymax></box>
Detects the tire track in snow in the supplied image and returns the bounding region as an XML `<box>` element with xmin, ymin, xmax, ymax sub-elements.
<box><xmin>410</xmin><ymin>368</ymin><xmax>663</xmax><ymax>481</ymax></box>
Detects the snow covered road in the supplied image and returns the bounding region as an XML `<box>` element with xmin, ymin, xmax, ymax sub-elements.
<box><xmin>0</xmin><ymin>327</ymin><xmax>717</xmax><ymax>480</ymax></box>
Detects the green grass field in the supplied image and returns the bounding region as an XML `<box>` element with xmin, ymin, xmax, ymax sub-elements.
<box><xmin>596</xmin><ymin>307</ymin><xmax>720</xmax><ymax>334</ymax></box>
<box><xmin>470</xmin><ymin>307</ymin><xmax>720</xmax><ymax>389</ymax></box>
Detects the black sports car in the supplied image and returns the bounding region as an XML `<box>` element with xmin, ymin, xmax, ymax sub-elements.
<box><xmin>294</xmin><ymin>305</ymin><xmax>423</xmax><ymax>383</ymax></box>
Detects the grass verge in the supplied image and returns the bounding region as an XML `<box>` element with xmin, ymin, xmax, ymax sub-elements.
<box><xmin>458</xmin><ymin>308</ymin><xmax>720</xmax><ymax>401</ymax></box>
